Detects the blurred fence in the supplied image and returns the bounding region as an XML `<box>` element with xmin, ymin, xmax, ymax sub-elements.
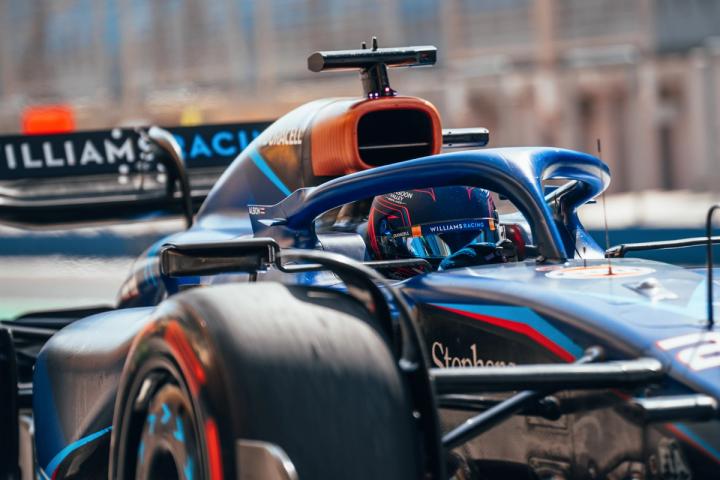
<box><xmin>1</xmin><ymin>0</ymin><xmax>719</xmax><ymax>192</ymax></box>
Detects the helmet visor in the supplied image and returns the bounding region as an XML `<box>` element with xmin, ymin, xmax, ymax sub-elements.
<box><xmin>382</xmin><ymin>218</ymin><xmax>498</xmax><ymax>258</ymax></box>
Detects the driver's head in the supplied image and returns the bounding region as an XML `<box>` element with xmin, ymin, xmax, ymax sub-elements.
<box><xmin>368</xmin><ymin>186</ymin><xmax>499</xmax><ymax>261</ymax></box>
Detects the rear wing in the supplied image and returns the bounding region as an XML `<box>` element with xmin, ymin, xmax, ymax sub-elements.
<box><xmin>0</xmin><ymin>121</ymin><xmax>271</xmax><ymax>224</ymax></box>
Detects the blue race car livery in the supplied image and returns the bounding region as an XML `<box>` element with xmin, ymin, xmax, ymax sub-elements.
<box><xmin>2</xmin><ymin>42</ymin><xmax>719</xmax><ymax>480</ymax></box>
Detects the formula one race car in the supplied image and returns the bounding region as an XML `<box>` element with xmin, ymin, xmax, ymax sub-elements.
<box><xmin>2</xmin><ymin>42</ymin><xmax>720</xmax><ymax>480</ymax></box>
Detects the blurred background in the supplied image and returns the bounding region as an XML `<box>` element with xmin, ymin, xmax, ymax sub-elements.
<box><xmin>2</xmin><ymin>0</ymin><xmax>720</xmax><ymax>315</ymax></box>
<box><xmin>2</xmin><ymin>0</ymin><xmax>720</xmax><ymax>194</ymax></box>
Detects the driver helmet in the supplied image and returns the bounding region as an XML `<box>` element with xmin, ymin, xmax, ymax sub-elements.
<box><xmin>368</xmin><ymin>186</ymin><xmax>499</xmax><ymax>261</ymax></box>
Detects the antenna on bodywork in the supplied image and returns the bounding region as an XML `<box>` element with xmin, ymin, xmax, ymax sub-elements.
<box><xmin>597</xmin><ymin>139</ymin><xmax>613</xmax><ymax>275</ymax></box>
<box><xmin>706</xmin><ymin>205</ymin><xmax>720</xmax><ymax>329</ymax></box>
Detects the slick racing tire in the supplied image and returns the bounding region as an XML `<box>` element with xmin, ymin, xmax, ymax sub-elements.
<box><xmin>111</xmin><ymin>283</ymin><xmax>421</xmax><ymax>480</ymax></box>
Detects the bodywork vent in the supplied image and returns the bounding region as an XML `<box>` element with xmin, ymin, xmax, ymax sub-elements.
<box><xmin>357</xmin><ymin>109</ymin><xmax>434</xmax><ymax>166</ymax></box>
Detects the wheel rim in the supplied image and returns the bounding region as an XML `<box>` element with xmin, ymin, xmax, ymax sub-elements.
<box><xmin>135</xmin><ymin>382</ymin><xmax>201</xmax><ymax>480</ymax></box>
<box><xmin>146</xmin><ymin>449</ymin><xmax>180</xmax><ymax>480</ymax></box>
<box><xmin>114</xmin><ymin>350</ymin><xmax>208</xmax><ymax>480</ymax></box>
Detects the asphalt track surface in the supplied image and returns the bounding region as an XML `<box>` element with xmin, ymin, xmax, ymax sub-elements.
<box><xmin>0</xmin><ymin>255</ymin><xmax>135</xmax><ymax>319</ymax></box>
<box><xmin>0</xmin><ymin>217</ymin><xmax>182</xmax><ymax>319</ymax></box>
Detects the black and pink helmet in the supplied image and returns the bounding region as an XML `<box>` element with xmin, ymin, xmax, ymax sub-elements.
<box><xmin>368</xmin><ymin>186</ymin><xmax>499</xmax><ymax>261</ymax></box>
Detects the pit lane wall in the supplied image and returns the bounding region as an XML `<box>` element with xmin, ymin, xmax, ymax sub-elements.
<box><xmin>0</xmin><ymin>218</ymin><xmax>182</xmax><ymax>256</ymax></box>
<box><xmin>580</xmin><ymin>190</ymin><xmax>720</xmax><ymax>266</ymax></box>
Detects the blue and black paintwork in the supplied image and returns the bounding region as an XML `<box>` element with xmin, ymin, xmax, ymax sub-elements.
<box><xmin>13</xmin><ymin>41</ymin><xmax>719</xmax><ymax>479</ymax></box>
<box><xmin>29</xmin><ymin>137</ymin><xmax>720</xmax><ymax>478</ymax></box>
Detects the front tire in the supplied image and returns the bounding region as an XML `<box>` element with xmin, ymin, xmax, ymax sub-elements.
<box><xmin>111</xmin><ymin>283</ymin><xmax>423</xmax><ymax>480</ymax></box>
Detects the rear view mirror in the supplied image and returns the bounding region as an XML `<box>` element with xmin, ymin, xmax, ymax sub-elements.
<box><xmin>160</xmin><ymin>238</ymin><xmax>279</xmax><ymax>277</ymax></box>
<box><xmin>442</xmin><ymin>128</ymin><xmax>489</xmax><ymax>148</ymax></box>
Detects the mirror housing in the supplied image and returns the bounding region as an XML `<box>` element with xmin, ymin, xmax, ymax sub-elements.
<box><xmin>442</xmin><ymin>128</ymin><xmax>489</xmax><ymax>148</ymax></box>
<box><xmin>160</xmin><ymin>238</ymin><xmax>279</xmax><ymax>277</ymax></box>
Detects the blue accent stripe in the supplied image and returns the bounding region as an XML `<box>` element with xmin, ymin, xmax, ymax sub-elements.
<box><xmin>184</xmin><ymin>457</ymin><xmax>195</xmax><ymax>480</ymax></box>
<box><xmin>248</xmin><ymin>148</ymin><xmax>292</xmax><ymax>196</ymax></box>
<box><xmin>144</xmin><ymin>241</ymin><xmax>162</xmax><ymax>287</ymax></box>
<box><xmin>673</xmin><ymin>423</ymin><xmax>720</xmax><ymax>463</ymax></box>
<box><xmin>161</xmin><ymin>403</ymin><xmax>171</xmax><ymax>424</ymax></box>
<box><xmin>148</xmin><ymin>413</ymin><xmax>157</xmax><ymax>434</ymax></box>
<box><xmin>45</xmin><ymin>426</ymin><xmax>112</xmax><ymax>478</ymax></box>
<box><xmin>431</xmin><ymin>303</ymin><xmax>584</xmax><ymax>359</ymax></box>
<box><xmin>174</xmin><ymin>417</ymin><xmax>185</xmax><ymax>443</ymax></box>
